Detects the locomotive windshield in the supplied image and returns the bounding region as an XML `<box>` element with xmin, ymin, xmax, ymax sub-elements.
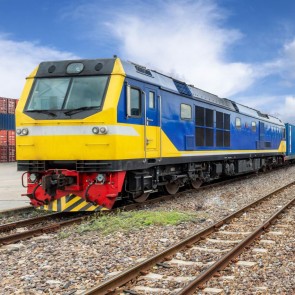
<box><xmin>26</xmin><ymin>76</ymin><xmax>108</xmax><ymax>112</ymax></box>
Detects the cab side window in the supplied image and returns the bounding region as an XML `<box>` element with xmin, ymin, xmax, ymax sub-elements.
<box><xmin>127</xmin><ymin>86</ymin><xmax>141</xmax><ymax>117</ymax></box>
<box><xmin>130</xmin><ymin>88</ymin><xmax>141</xmax><ymax>116</ymax></box>
<box><xmin>235</xmin><ymin>117</ymin><xmax>241</xmax><ymax>129</ymax></box>
<box><xmin>149</xmin><ymin>91</ymin><xmax>155</xmax><ymax>109</ymax></box>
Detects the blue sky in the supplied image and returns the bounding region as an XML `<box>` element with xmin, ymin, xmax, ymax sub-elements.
<box><xmin>1</xmin><ymin>0</ymin><xmax>295</xmax><ymax>123</ymax></box>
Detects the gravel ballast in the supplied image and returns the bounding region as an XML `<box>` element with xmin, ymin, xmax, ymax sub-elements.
<box><xmin>1</xmin><ymin>166</ymin><xmax>295</xmax><ymax>294</ymax></box>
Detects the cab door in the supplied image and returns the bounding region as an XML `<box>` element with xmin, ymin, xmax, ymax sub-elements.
<box><xmin>144</xmin><ymin>86</ymin><xmax>160</xmax><ymax>159</ymax></box>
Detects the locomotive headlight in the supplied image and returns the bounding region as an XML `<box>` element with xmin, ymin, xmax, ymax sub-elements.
<box><xmin>92</xmin><ymin>126</ymin><xmax>108</xmax><ymax>135</ymax></box>
<box><xmin>29</xmin><ymin>173</ymin><xmax>37</xmax><ymax>182</ymax></box>
<box><xmin>92</xmin><ymin>127</ymin><xmax>99</xmax><ymax>134</ymax></box>
<box><xmin>96</xmin><ymin>174</ymin><xmax>105</xmax><ymax>183</ymax></box>
<box><xmin>99</xmin><ymin>126</ymin><xmax>108</xmax><ymax>134</ymax></box>
<box><xmin>16</xmin><ymin>128</ymin><xmax>29</xmax><ymax>136</ymax></box>
<box><xmin>21</xmin><ymin>128</ymin><xmax>29</xmax><ymax>135</ymax></box>
<box><xmin>66</xmin><ymin>62</ymin><xmax>84</xmax><ymax>74</ymax></box>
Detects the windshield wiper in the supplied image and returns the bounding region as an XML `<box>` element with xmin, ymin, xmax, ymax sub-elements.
<box><xmin>63</xmin><ymin>106</ymin><xmax>99</xmax><ymax>116</ymax></box>
<box><xmin>27</xmin><ymin>110</ymin><xmax>57</xmax><ymax>117</ymax></box>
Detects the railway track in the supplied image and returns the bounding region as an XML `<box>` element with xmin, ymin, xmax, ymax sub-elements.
<box><xmin>0</xmin><ymin>172</ymin><xmax>261</xmax><ymax>246</ymax></box>
<box><xmin>81</xmin><ymin>181</ymin><xmax>295</xmax><ymax>295</ymax></box>
<box><xmin>198</xmin><ymin>200</ymin><xmax>295</xmax><ymax>294</ymax></box>
<box><xmin>0</xmin><ymin>212</ymin><xmax>79</xmax><ymax>245</ymax></box>
<box><xmin>0</xmin><ymin>166</ymin><xmax>290</xmax><ymax>247</ymax></box>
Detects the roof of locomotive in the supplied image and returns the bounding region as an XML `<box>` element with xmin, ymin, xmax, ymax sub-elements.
<box><xmin>121</xmin><ymin>59</ymin><xmax>284</xmax><ymax>126</ymax></box>
<box><xmin>34</xmin><ymin>57</ymin><xmax>284</xmax><ymax>126</ymax></box>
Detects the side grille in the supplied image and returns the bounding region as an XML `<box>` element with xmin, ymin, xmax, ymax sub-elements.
<box><xmin>76</xmin><ymin>161</ymin><xmax>111</xmax><ymax>172</ymax></box>
<box><xmin>17</xmin><ymin>161</ymin><xmax>45</xmax><ymax>172</ymax></box>
<box><xmin>17</xmin><ymin>160</ymin><xmax>113</xmax><ymax>172</ymax></box>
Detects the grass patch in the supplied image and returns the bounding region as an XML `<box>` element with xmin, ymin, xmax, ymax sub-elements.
<box><xmin>77</xmin><ymin>210</ymin><xmax>198</xmax><ymax>235</ymax></box>
<box><xmin>57</xmin><ymin>231</ymin><xmax>71</xmax><ymax>239</ymax></box>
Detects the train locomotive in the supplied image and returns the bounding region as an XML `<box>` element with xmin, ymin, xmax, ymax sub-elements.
<box><xmin>16</xmin><ymin>57</ymin><xmax>287</xmax><ymax>212</ymax></box>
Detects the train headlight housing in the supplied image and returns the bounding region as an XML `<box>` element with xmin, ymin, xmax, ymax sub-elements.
<box><xmin>99</xmin><ymin>126</ymin><xmax>108</xmax><ymax>134</ymax></box>
<box><xmin>29</xmin><ymin>173</ymin><xmax>37</xmax><ymax>182</ymax></box>
<box><xmin>96</xmin><ymin>174</ymin><xmax>105</xmax><ymax>183</ymax></box>
<box><xmin>16</xmin><ymin>128</ymin><xmax>29</xmax><ymax>136</ymax></box>
<box><xmin>67</xmin><ymin>63</ymin><xmax>84</xmax><ymax>74</ymax></box>
<box><xmin>21</xmin><ymin>128</ymin><xmax>29</xmax><ymax>135</ymax></box>
<box><xmin>92</xmin><ymin>126</ymin><xmax>108</xmax><ymax>135</ymax></box>
<box><xmin>92</xmin><ymin>127</ymin><xmax>100</xmax><ymax>134</ymax></box>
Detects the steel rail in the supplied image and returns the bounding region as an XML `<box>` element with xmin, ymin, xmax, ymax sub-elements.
<box><xmin>176</xmin><ymin>195</ymin><xmax>295</xmax><ymax>294</ymax></box>
<box><xmin>0</xmin><ymin>206</ymin><xmax>32</xmax><ymax>215</ymax></box>
<box><xmin>81</xmin><ymin>180</ymin><xmax>295</xmax><ymax>295</ymax></box>
<box><xmin>0</xmin><ymin>212</ymin><xmax>63</xmax><ymax>233</ymax></box>
<box><xmin>0</xmin><ymin>216</ymin><xmax>86</xmax><ymax>245</ymax></box>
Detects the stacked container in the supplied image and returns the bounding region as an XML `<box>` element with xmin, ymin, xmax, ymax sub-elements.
<box><xmin>285</xmin><ymin>123</ymin><xmax>295</xmax><ymax>161</ymax></box>
<box><xmin>0</xmin><ymin>97</ymin><xmax>18</xmax><ymax>162</ymax></box>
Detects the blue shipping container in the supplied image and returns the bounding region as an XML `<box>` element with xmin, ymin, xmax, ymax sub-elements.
<box><xmin>285</xmin><ymin>123</ymin><xmax>295</xmax><ymax>157</ymax></box>
<box><xmin>0</xmin><ymin>113</ymin><xmax>15</xmax><ymax>130</ymax></box>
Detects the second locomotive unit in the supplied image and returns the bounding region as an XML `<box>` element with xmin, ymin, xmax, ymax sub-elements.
<box><xmin>16</xmin><ymin>57</ymin><xmax>286</xmax><ymax>211</ymax></box>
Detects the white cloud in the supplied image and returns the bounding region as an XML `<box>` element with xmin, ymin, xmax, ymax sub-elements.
<box><xmin>275</xmin><ymin>95</ymin><xmax>295</xmax><ymax>124</ymax></box>
<box><xmin>106</xmin><ymin>0</ymin><xmax>257</xmax><ymax>97</ymax></box>
<box><xmin>0</xmin><ymin>35</ymin><xmax>78</xmax><ymax>98</ymax></box>
<box><xmin>263</xmin><ymin>38</ymin><xmax>295</xmax><ymax>81</ymax></box>
<box><xmin>236</xmin><ymin>94</ymin><xmax>295</xmax><ymax>124</ymax></box>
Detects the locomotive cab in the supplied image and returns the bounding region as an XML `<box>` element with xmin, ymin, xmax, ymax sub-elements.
<box><xmin>16</xmin><ymin>58</ymin><xmax>130</xmax><ymax>211</ymax></box>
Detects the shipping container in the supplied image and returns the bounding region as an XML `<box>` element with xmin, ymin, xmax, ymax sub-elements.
<box><xmin>8</xmin><ymin>98</ymin><xmax>17</xmax><ymax>114</ymax></box>
<box><xmin>0</xmin><ymin>146</ymin><xmax>8</xmax><ymax>162</ymax></box>
<box><xmin>0</xmin><ymin>113</ymin><xmax>15</xmax><ymax>130</ymax></box>
<box><xmin>0</xmin><ymin>97</ymin><xmax>17</xmax><ymax>130</ymax></box>
<box><xmin>285</xmin><ymin>123</ymin><xmax>295</xmax><ymax>160</ymax></box>
<box><xmin>0</xmin><ymin>130</ymin><xmax>8</xmax><ymax>146</ymax></box>
<box><xmin>0</xmin><ymin>97</ymin><xmax>17</xmax><ymax>162</ymax></box>
<box><xmin>0</xmin><ymin>97</ymin><xmax>7</xmax><ymax>113</ymax></box>
<box><xmin>0</xmin><ymin>130</ymin><xmax>16</xmax><ymax>162</ymax></box>
<box><xmin>8</xmin><ymin>145</ymin><xmax>16</xmax><ymax>162</ymax></box>
<box><xmin>0</xmin><ymin>97</ymin><xmax>18</xmax><ymax>114</ymax></box>
<box><xmin>8</xmin><ymin>130</ymin><xmax>16</xmax><ymax>145</ymax></box>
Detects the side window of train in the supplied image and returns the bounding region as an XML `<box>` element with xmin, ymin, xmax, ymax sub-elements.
<box><xmin>181</xmin><ymin>104</ymin><xmax>192</xmax><ymax>120</ymax></box>
<box><xmin>149</xmin><ymin>91</ymin><xmax>155</xmax><ymax>109</ymax></box>
<box><xmin>127</xmin><ymin>85</ymin><xmax>141</xmax><ymax>117</ymax></box>
<box><xmin>251</xmin><ymin>121</ymin><xmax>256</xmax><ymax>132</ymax></box>
<box><xmin>235</xmin><ymin>117</ymin><xmax>241</xmax><ymax>129</ymax></box>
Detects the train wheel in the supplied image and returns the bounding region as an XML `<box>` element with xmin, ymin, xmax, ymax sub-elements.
<box><xmin>190</xmin><ymin>179</ymin><xmax>202</xmax><ymax>189</ymax></box>
<box><xmin>133</xmin><ymin>192</ymin><xmax>150</xmax><ymax>203</ymax></box>
<box><xmin>164</xmin><ymin>182</ymin><xmax>179</xmax><ymax>195</ymax></box>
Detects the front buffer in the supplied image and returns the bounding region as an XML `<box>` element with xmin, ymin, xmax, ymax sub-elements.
<box><xmin>23</xmin><ymin>170</ymin><xmax>126</xmax><ymax>212</ymax></box>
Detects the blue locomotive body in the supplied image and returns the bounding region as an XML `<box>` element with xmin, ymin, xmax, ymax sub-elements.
<box><xmin>117</xmin><ymin>60</ymin><xmax>285</xmax><ymax>174</ymax></box>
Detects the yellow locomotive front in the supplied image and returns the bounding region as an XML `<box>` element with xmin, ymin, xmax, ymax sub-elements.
<box><xmin>16</xmin><ymin>58</ymin><xmax>138</xmax><ymax>211</ymax></box>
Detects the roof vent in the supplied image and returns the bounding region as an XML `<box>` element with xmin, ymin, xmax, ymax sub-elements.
<box><xmin>257</xmin><ymin>111</ymin><xmax>269</xmax><ymax>119</ymax></box>
<box><xmin>231</xmin><ymin>101</ymin><xmax>239</xmax><ymax>112</ymax></box>
<box><xmin>135</xmin><ymin>65</ymin><xmax>153</xmax><ymax>77</ymax></box>
<box><xmin>173</xmin><ymin>80</ymin><xmax>192</xmax><ymax>96</ymax></box>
